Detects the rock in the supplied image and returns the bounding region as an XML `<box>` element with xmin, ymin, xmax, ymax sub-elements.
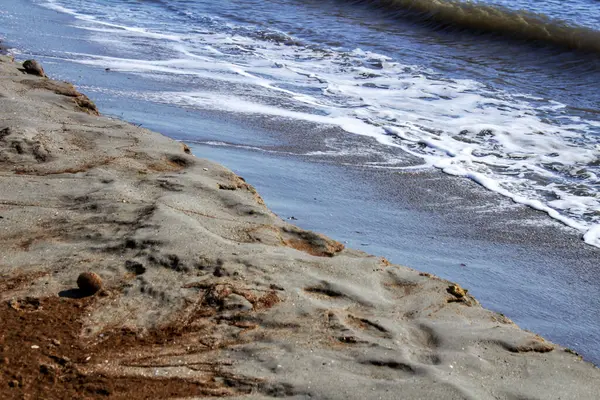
<box><xmin>22</xmin><ymin>59</ymin><xmax>45</xmax><ymax>77</ymax></box>
<box><xmin>447</xmin><ymin>284</ymin><xmax>467</xmax><ymax>298</ymax></box>
<box><xmin>77</xmin><ymin>272</ymin><xmax>103</xmax><ymax>295</ymax></box>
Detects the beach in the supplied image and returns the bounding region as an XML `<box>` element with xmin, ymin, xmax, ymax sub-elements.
<box><xmin>1</xmin><ymin>54</ymin><xmax>600</xmax><ymax>398</ymax></box>
<box><xmin>1</xmin><ymin>0</ymin><xmax>599</xmax><ymax>367</ymax></box>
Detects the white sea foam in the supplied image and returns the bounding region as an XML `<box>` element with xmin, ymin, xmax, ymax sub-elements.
<box><xmin>39</xmin><ymin>0</ymin><xmax>600</xmax><ymax>247</ymax></box>
<box><xmin>41</xmin><ymin>0</ymin><xmax>182</xmax><ymax>41</ymax></box>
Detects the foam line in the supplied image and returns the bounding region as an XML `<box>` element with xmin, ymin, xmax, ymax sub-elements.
<box><xmin>38</xmin><ymin>0</ymin><xmax>600</xmax><ymax>248</ymax></box>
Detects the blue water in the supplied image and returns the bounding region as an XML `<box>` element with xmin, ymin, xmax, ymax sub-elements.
<box><xmin>1</xmin><ymin>0</ymin><xmax>599</xmax><ymax>364</ymax></box>
<box><xmin>22</xmin><ymin>0</ymin><xmax>600</xmax><ymax>243</ymax></box>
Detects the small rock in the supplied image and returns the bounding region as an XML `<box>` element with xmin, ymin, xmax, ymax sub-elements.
<box><xmin>22</xmin><ymin>59</ymin><xmax>45</xmax><ymax>77</ymax></box>
<box><xmin>447</xmin><ymin>284</ymin><xmax>467</xmax><ymax>298</ymax></box>
<box><xmin>77</xmin><ymin>272</ymin><xmax>103</xmax><ymax>295</ymax></box>
<box><xmin>31</xmin><ymin>345</ymin><xmax>39</xmax><ymax>349</ymax></box>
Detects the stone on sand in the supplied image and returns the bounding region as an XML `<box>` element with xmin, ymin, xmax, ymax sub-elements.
<box><xmin>22</xmin><ymin>59</ymin><xmax>46</xmax><ymax>77</ymax></box>
<box><xmin>77</xmin><ymin>272</ymin><xmax>103</xmax><ymax>295</ymax></box>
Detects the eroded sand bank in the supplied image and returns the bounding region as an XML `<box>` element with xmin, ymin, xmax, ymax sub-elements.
<box><xmin>1</xmin><ymin>55</ymin><xmax>599</xmax><ymax>399</ymax></box>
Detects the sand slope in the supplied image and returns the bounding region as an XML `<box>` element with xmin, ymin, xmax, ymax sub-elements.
<box><xmin>0</xmin><ymin>55</ymin><xmax>598</xmax><ymax>399</ymax></box>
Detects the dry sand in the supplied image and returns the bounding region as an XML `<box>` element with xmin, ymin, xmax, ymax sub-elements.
<box><xmin>0</xmin><ymin>55</ymin><xmax>599</xmax><ymax>399</ymax></box>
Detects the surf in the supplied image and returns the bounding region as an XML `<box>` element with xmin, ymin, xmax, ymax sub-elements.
<box><xmin>345</xmin><ymin>0</ymin><xmax>600</xmax><ymax>53</ymax></box>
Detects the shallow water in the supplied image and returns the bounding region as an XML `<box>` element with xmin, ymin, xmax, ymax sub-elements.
<box><xmin>1</xmin><ymin>0</ymin><xmax>599</xmax><ymax>363</ymax></box>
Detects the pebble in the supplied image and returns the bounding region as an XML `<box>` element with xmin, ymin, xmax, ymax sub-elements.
<box><xmin>22</xmin><ymin>59</ymin><xmax>45</xmax><ymax>77</ymax></box>
<box><xmin>77</xmin><ymin>272</ymin><xmax>103</xmax><ymax>295</ymax></box>
<box><xmin>447</xmin><ymin>284</ymin><xmax>467</xmax><ymax>298</ymax></box>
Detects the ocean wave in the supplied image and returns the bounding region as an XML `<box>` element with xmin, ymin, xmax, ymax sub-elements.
<box><xmin>35</xmin><ymin>0</ymin><xmax>600</xmax><ymax>246</ymax></box>
<box><xmin>347</xmin><ymin>0</ymin><xmax>600</xmax><ymax>53</ymax></box>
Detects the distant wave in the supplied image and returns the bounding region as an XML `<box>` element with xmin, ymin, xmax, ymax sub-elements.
<box><xmin>347</xmin><ymin>0</ymin><xmax>600</xmax><ymax>53</ymax></box>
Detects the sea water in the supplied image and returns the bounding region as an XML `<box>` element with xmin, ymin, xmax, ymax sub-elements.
<box><xmin>16</xmin><ymin>0</ymin><xmax>600</xmax><ymax>247</ymax></box>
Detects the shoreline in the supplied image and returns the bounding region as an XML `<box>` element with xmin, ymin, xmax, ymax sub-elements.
<box><xmin>191</xmin><ymin>138</ymin><xmax>600</xmax><ymax>364</ymax></box>
<box><xmin>1</xmin><ymin>55</ymin><xmax>600</xmax><ymax>398</ymax></box>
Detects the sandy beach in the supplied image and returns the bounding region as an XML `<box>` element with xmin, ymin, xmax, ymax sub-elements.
<box><xmin>1</xmin><ymin>55</ymin><xmax>600</xmax><ymax>399</ymax></box>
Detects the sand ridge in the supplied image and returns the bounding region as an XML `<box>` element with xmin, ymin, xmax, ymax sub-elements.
<box><xmin>0</xmin><ymin>55</ymin><xmax>599</xmax><ymax>399</ymax></box>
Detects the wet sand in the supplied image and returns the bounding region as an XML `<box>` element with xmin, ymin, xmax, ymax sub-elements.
<box><xmin>1</xmin><ymin>56</ymin><xmax>600</xmax><ymax>399</ymax></box>
<box><xmin>188</xmin><ymin>123</ymin><xmax>600</xmax><ymax>366</ymax></box>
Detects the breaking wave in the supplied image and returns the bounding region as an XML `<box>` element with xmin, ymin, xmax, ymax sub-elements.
<box><xmin>347</xmin><ymin>0</ymin><xmax>600</xmax><ymax>53</ymax></box>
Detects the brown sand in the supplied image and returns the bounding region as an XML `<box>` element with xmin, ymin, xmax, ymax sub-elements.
<box><xmin>0</xmin><ymin>55</ymin><xmax>599</xmax><ymax>399</ymax></box>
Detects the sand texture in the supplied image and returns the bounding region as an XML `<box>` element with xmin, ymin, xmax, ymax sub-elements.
<box><xmin>1</xmin><ymin>56</ymin><xmax>599</xmax><ymax>399</ymax></box>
